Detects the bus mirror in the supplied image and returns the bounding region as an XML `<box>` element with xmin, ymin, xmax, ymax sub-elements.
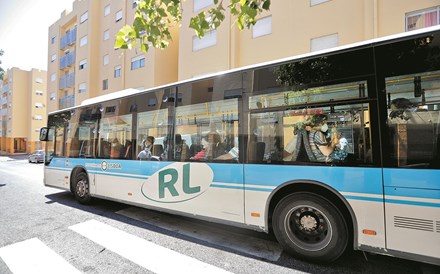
<box><xmin>39</xmin><ymin>127</ymin><xmax>49</xmax><ymax>141</ymax></box>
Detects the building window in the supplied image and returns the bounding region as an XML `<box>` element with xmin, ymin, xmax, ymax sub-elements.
<box><xmin>193</xmin><ymin>30</ymin><xmax>217</xmax><ymax>51</ymax></box>
<box><xmin>311</xmin><ymin>33</ymin><xmax>338</xmax><ymax>52</ymax></box>
<box><xmin>104</xmin><ymin>5</ymin><xmax>110</xmax><ymax>16</ymax></box>
<box><xmin>80</xmin><ymin>35</ymin><xmax>88</xmax><ymax>47</ymax></box>
<box><xmin>51</xmin><ymin>73</ymin><xmax>56</xmax><ymax>82</ymax></box>
<box><xmin>114</xmin><ymin>65</ymin><xmax>121</xmax><ymax>78</ymax></box>
<box><xmin>115</xmin><ymin>10</ymin><xmax>123</xmax><ymax>22</ymax></box>
<box><xmin>252</xmin><ymin>16</ymin><xmax>272</xmax><ymax>39</ymax></box>
<box><xmin>80</xmin><ymin>11</ymin><xmax>88</xmax><ymax>23</ymax></box>
<box><xmin>103</xmin><ymin>79</ymin><xmax>109</xmax><ymax>90</ymax></box>
<box><xmin>103</xmin><ymin>54</ymin><xmax>109</xmax><ymax>66</ymax></box>
<box><xmin>51</xmin><ymin>54</ymin><xmax>57</xmax><ymax>63</ymax></box>
<box><xmin>35</xmin><ymin>78</ymin><xmax>43</xmax><ymax>83</ymax></box>
<box><xmin>194</xmin><ymin>0</ymin><xmax>214</xmax><ymax>12</ymax></box>
<box><xmin>311</xmin><ymin>0</ymin><xmax>330</xmax><ymax>6</ymax></box>
<box><xmin>50</xmin><ymin>92</ymin><xmax>56</xmax><ymax>101</ymax></box>
<box><xmin>104</xmin><ymin>29</ymin><xmax>110</xmax><ymax>40</ymax></box>
<box><xmin>406</xmin><ymin>6</ymin><xmax>440</xmax><ymax>31</ymax></box>
<box><xmin>79</xmin><ymin>83</ymin><xmax>86</xmax><ymax>93</ymax></box>
<box><xmin>34</xmin><ymin>115</ymin><xmax>43</xmax><ymax>120</ymax></box>
<box><xmin>132</xmin><ymin>0</ymin><xmax>138</xmax><ymax>8</ymax></box>
<box><xmin>35</xmin><ymin>103</ymin><xmax>44</xmax><ymax>109</ymax></box>
<box><xmin>35</xmin><ymin>90</ymin><xmax>44</xmax><ymax>96</ymax></box>
<box><xmin>131</xmin><ymin>56</ymin><xmax>145</xmax><ymax>70</ymax></box>
<box><xmin>51</xmin><ymin>35</ymin><xmax>56</xmax><ymax>44</ymax></box>
<box><xmin>79</xmin><ymin>59</ymin><xmax>87</xmax><ymax>70</ymax></box>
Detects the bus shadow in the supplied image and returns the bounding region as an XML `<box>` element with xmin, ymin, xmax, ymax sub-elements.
<box><xmin>44</xmin><ymin>191</ymin><xmax>427</xmax><ymax>274</ymax></box>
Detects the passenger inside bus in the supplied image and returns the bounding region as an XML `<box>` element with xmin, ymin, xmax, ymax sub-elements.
<box><xmin>110</xmin><ymin>138</ymin><xmax>122</xmax><ymax>159</ymax></box>
<box><xmin>138</xmin><ymin>136</ymin><xmax>155</xmax><ymax>160</ymax></box>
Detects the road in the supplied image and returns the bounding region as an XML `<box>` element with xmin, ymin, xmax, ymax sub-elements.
<box><xmin>0</xmin><ymin>156</ymin><xmax>438</xmax><ymax>273</ymax></box>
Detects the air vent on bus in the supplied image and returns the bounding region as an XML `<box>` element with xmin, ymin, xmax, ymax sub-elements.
<box><xmin>394</xmin><ymin>216</ymin><xmax>434</xmax><ymax>232</ymax></box>
<box><xmin>436</xmin><ymin>221</ymin><xmax>440</xmax><ymax>233</ymax></box>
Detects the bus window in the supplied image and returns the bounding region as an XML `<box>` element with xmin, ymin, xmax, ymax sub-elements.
<box><xmin>137</xmin><ymin>109</ymin><xmax>169</xmax><ymax>160</ymax></box>
<box><xmin>47</xmin><ymin>111</ymin><xmax>72</xmax><ymax>158</ymax></box>
<box><xmin>176</xmin><ymin>77</ymin><xmax>241</xmax><ymax>162</ymax></box>
<box><xmin>98</xmin><ymin>112</ymin><xmax>132</xmax><ymax>159</ymax></box>
<box><xmin>248</xmin><ymin>104</ymin><xmax>372</xmax><ymax>165</ymax></box>
<box><xmin>386</xmin><ymin>71</ymin><xmax>440</xmax><ymax>168</ymax></box>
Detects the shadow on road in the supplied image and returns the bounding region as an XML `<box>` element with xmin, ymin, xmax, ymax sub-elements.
<box><xmin>44</xmin><ymin>191</ymin><xmax>432</xmax><ymax>274</ymax></box>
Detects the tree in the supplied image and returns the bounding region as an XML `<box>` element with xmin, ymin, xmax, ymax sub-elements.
<box><xmin>0</xmin><ymin>49</ymin><xmax>4</xmax><ymax>80</ymax></box>
<box><xmin>115</xmin><ymin>0</ymin><xmax>270</xmax><ymax>53</ymax></box>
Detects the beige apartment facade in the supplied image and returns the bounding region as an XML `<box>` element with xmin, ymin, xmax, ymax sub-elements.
<box><xmin>48</xmin><ymin>0</ymin><xmax>440</xmax><ymax>112</ymax></box>
<box><xmin>178</xmin><ymin>0</ymin><xmax>440</xmax><ymax>79</ymax></box>
<box><xmin>47</xmin><ymin>0</ymin><xmax>178</xmax><ymax>114</ymax></box>
<box><xmin>0</xmin><ymin>68</ymin><xmax>47</xmax><ymax>154</ymax></box>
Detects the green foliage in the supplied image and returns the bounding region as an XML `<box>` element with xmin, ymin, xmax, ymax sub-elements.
<box><xmin>115</xmin><ymin>0</ymin><xmax>270</xmax><ymax>52</ymax></box>
<box><xmin>0</xmin><ymin>49</ymin><xmax>4</xmax><ymax>80</ymax></box>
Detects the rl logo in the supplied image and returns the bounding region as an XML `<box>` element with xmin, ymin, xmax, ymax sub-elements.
<box><xmin>158</xmin><ymin>163</ymin><xmax>200</xmax><ymax>198</ymax></box>
<box><xmin>141</xmin><ymin>163</ymin><xmax>213</xmax><ymax>203</ymax></box>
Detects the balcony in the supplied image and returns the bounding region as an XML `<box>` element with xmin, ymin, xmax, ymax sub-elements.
<box><xmin>59</xmin><ymin>72</ymin><xmax>75</xmax><ymax>90</ymax></box>
<box><xmin>59</xmin><ymin>94</ymin><xmax>75</xmax><ymax>109</ymax></box>
<box><xmin>60</xmin><ymin>51</ymin><xmax>76</xmax><ymax>70</ymax></box>
<box><xmin>1</xmin><ymin>84</ymin><xmax>8</xmax><ymax>94</ymax></box>
<box><xmin>60</xmin><ymin>27</ymin><xmax>77</xmax><ymax>50</ymax></box>
<box><xmin>1</xmin><ymin>97</ymin><xmax>7</xmax><ymax>105</ymax></box>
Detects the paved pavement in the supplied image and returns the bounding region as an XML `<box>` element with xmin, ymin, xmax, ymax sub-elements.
<box><xmin>0</xmin><ymin>154</ymin><xmax>28</xmax><ymax>162</ymax></box>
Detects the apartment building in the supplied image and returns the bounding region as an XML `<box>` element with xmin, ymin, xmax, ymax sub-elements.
<box><xmin>47</xmin><ymin>0</ymin><xmax>179</xmax><ymax>113</ymax></box>
<box><xmin>48</xmin><ymin>0</ymin><xmax>440</xmax><ymax>112</ymax></box>
<box><xmin>178</xmin><ymin>0</ymin><xmax>440</xmax><ymax>79</ymax></box>
<box><xmin>0</xmin><ymin>68</ymin><xmax>47</xmax><ymax>154</ymax></box>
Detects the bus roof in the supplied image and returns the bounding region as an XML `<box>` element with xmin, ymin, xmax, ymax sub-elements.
<box><xmin>49</xmin><ymin>25</ymin><xmax>440</xmax><ymax>115</ymax></box>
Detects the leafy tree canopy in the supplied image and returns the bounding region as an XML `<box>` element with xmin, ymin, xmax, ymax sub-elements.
<box><xmin>115</xmin><ymin>0</ymin><xmax>270</xmax><ymax>53</ymax></box>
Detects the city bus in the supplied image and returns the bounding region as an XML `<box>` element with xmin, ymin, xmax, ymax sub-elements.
<box><xmin>39</xmin><ymin>26</ymin><xmax>440</xmax><ymax>265</ymax></box>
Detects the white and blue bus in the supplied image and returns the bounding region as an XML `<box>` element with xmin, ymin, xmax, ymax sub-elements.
<box><xmin>40</xmin><ymin>26</ymin><xmax>440</xmax><ymax>265</ymax></box>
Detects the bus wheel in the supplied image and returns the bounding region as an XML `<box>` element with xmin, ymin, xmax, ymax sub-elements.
<box><xmin>72</xmin><ymin>172</ymin><xmax>92</xmax><ymax>204</ymax></box>
<box><xmin>272</xmin><ymin>192</ymin><xmax>348</xmax><ymax>263</ymax></box>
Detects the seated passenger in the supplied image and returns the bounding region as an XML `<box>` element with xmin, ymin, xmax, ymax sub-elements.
<box><xmin>110</xmin><ymin>138</ymin><xmax>122</xmax><ymax>159</ymax></box>
<box><xmin>174</xmin><ymin>134</ymin><xmax>189</xmax><ymax>161</ymax></box>
<box><xmin>138</xmin><ymin>136</ymin><xmax>155</xmax><ymax>160</ymax></box>
<box><xmin>206</xmin><ymin>131</ymin><xmax>227</xmax><ymax>159</ymax></box>
<box><xmin>216</xmin><ymin>146</ymin><xmax>238</xmax><ymax>160</ymax></box>
<box><xmin>307</xmin><ymin>114</ymin><xmax>341</xmax><ymax>162</ymax></box>
<box><xmin>190</xmin><ymin>136</ymin><xmax>209</xmax><ymax>160</ymax></box>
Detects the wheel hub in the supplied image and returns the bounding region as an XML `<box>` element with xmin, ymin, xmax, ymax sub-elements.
<box><xmin>300</xmin><ymin>215</ymin><xmax>318</xmax><ymax>231</ymax></box>
<box><xmin>76</xmin><ymin>179</ymin><xmax>88</xmax><ymax>197</ymax></box>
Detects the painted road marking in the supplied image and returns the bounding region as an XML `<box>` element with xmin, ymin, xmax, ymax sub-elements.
<box><xmin>117</xmin><ymin>207</ymin><xmax>283</xmax><ymax>261</ymax></box>
<box><xmin>0</xmin><ymin>238</ymin><xmax>81</xmax><ymax>274</ymax></box>
<box><xmin>69</xmin><ymin>219</ymin><xmax>233</xmax><ymax>274</ymax></box>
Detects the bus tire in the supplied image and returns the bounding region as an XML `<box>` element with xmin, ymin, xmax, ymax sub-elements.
<box><xmin>72</xmin><ymin>171</ymin><xmax>92</xmax><ymax>205</ymax></box>
<box><xmin>272</xmin><ymin>192</ymin><xmax>348</xmax><ymax>263</ymax></box>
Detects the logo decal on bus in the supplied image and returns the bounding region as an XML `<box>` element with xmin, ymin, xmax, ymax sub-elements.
<box><xmin>141</xmin><ymin>163</ymin><xmax>213</xmax><ymax>203</ymax></box>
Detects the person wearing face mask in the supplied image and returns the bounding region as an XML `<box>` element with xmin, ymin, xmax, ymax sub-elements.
<box><xmin>306</xmin><ymin>114</ymin><xmax>340</xmax><ymax>163</ymax></box>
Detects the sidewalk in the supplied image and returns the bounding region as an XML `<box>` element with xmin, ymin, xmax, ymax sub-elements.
<box><xmin>0</xmin><ymin>154</ymin><xmax>28</xmax><ymax>162</ymax></box>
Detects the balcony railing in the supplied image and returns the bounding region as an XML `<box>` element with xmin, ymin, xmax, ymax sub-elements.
<box><xmin>59</xmin><ymin>94</ymin><xmax>75</xmax><ymax>109</ymax></box>
<box><xmin>60</xmin><ymin>27</ymin><xmax>77</xmax><ymax>49</ymax></box>
<box><xmin>1</xmin><ymin>84</ymin><xmax>8</xmax><ymax>94</ymax></box>
<box><xmin>59</xmin><ymin>72</ymin><xmax>75</xmax><ymax>90</ymax></box>
<box><xmin>60</xmin><ymin>51</ymin><xmax>76</xmax><ymax>70</ymax></box>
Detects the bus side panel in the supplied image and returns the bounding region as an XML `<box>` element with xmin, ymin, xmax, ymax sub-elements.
<box><xmin>90</xmin><ymin>160</ymin><xmax>245</xmax><ymax>224</ymax></box>
<box><xmin>243</xmin><ymin>165</ymin><xmax>386</xmax><ymax>249</ymax></box>
<box><xmin>383</xmin><ymin>169</ymin><xmax>440</xmax><ymax>260</ymax></box>
<box><xmin>44</xmin><ymin>158</ymin><xmax>72</xmax><ymax>190</ymax></box>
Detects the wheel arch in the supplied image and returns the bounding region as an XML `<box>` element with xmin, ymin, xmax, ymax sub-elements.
<box><xmin>266</xmin><ymin>180</ymin><xmax>358</xmax><ymax>249</ymax></box>
<box><xmin>70</xmin><ymin>166</ymin><xmax>89</xmax><ymax>194</ymax></box>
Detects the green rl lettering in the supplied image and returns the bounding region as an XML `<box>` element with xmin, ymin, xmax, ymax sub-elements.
<box><xmin>158</xmin><ymin>168</ymin><xmax>179</xmax><ymax>198</ymax></box>
<box><xmin>182</xmin><ymin>163</ymin><xmax>200</xmax><ymax>194</ymax></box>
<box><xmin>158</xmin><ymin>164</ymin><xmax>201</xmax><ymax>199</ymax></box>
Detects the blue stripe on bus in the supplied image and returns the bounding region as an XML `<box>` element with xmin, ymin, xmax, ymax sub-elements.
<box><xmin>384</xmin><ymin>198</ymin><xmax>440</xmax><ymax>208</ymax></box>
<box><xmin>343</xmin><ymin>195</ymin><xmax>384</xmax><ymax>202</ymax></box>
